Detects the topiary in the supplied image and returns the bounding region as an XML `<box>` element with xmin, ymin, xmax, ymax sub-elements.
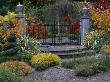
<box><xmin>7</xmin><ymin>33</ymin><xmax>17</xmax><ymax>42</ymax></box>
<box><xmin>1</xmin><ymin>33</ymin><xmax>20</xmax><ymax>56</ymax></box>
<box><xmin>31</xmin><ymin>53</ymin><xmax>61</xmax><ymax>71</ymax></box>
<box><xmin>0</xmin><ymin>45</ymin><xmax>2</xmax><ymax>52</ymax></box>
<box><xmin>0</xmin><ymin>54</ymin><xmax>31</xmax><ymax>64</ymax></box>
<box><xmin>0</xmin><ymin>67</ymin><xmax>22</xmax><ymax>82</ymax></box>
<box><xmin>1</xmin><ymin>46</ymin><xmax>20</xmax><ymax>56</ymax></box>
<box><xmin>3</xmin><ymin>42</ymin><xmax>18</xmax><ymax>51</ymax></box>
<box><xmin>0</xmin><ymin>61</ymin><xmax>33</xmax><ymax>76</ymax></box>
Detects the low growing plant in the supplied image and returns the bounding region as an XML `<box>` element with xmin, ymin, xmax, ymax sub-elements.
<box><xmin>1</xmin><ymin>46</ymin><xmax>20</xmax><ymax>56</ymax></box>
<box><xmin>83</xmin><ymin>30</ymin><xmax>109</xmax><ymax>52</ymax></box>
<box><xmin>100</xmin><ymin>44</ymin><xmax>110</xmax><ymax>55</ymax></box>
<box><xmin>62</xmin><ymin>56</ymin><xmax>110</xmax><ymax>77</ymax></box>
<box><xmin>74</xmin><ymin>50</ymin><xmax>96</xmax><ymax>57</ymax></box>
<box><xmin>61</xmin><ymin>59</ymin><xmax>77</xmax><ymax>69</ymax></box>
<box><xmin>75</xmin><ymin>64</ymin><xmax>95</xmax><ymax>77</ymax></box>
<box><xmin>0</xmin><ymin>67</ymin><xmax>22</xmax><ymax>82</ymax></box>
<box><xmin>0</xmin><ymin>61</ymin><xmax>33</xmax><ymax>76</ymax></box>
<box><xmin>75</xmin><ymin>61</ymin><xmax>109</xmax><ymax>77</ymax></box>
<box><xmin>1</xmin><ymin>33</ymin><xmax>20</xmax><ymax>56</ymax></box>
<box><xmin>91</xmin><ymin>63</ymin><xmax>109</xmax><ymax>73</ymax></box>
<box><xmin>17</xmin><ymin>35</ymin><xmax>41</xmax><ymax>56</ymax></box>
<box><xmin>31</xmin><ymin>53</ymin><xmax>61</xmax><ymax>71</ymax></box>
<box><xmin>75</xmin><ymin>58</ymin><xmax>110</xmax><ymax>77</ymax></box>
<box><xmin>61</xmin><ymin>57</ymin><xmax>100</xmax><ymax>70</ymax></box>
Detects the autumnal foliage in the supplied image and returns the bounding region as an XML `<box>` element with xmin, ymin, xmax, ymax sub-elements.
<box><xmin>0</xmin><ymin>12</ymin><xmax>25</xmax><ymax>45</ymax></box>
<box><xmin>92</xmin><ymin>0</ymin><xmax>110</xmax><ymax>10</ymax></box>
<box><xmin>83</xmin><ymin>0</ymin><xmax>110</xmax><ymax>51</ymax></box>
<box><xmin>67</xmin><ymin>20</ymin><xmax>80</xmax><ymax>34</ymax></box>
<box><xmin>28</xmin><ymin>22</ymin><xmax>48</xmax><ymax>39</ymax></box>
<box><xmin>0</xmin><ymin>12</ymin><xmax>25</xmax><ymax>35</ymax></box>
<box><xmin>0</xmin><ymin>61</ymin><xmax>32</xmax><ymax>76</ymax></box>
<box><xmin>90</xmin><ymin>9</ymin><xmax>110</xmax><ymax>29</ymax></box>
<box><xmin>64</xmin><ymin>15</ymin><xmax>80</xmax><ymax>34</ymax></box>
<box><xmin>89</xmin><ymin>0</ymin><xmax>110</xmax><ymax>29</ymax></box>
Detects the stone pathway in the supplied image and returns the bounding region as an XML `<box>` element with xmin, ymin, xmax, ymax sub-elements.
<box><xmin>23</xmin><ymin>67</ymin><xmax>110</xmax><ymax>82</ymax></box>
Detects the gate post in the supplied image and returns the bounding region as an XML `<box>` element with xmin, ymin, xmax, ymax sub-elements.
<box><xmin>80</xmin><ymin>5</ymin><xmax>90</xmax><ymax>45</ymax></box>
<box><xmin>16</xmin><ymin>2</ymin><xmax>26</xmax><ymax>36</ymax></box>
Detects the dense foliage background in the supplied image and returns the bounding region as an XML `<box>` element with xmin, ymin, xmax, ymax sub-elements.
<box><xmin>0</xmin><ymin>0</ymin><xmax>22</xmax><ymax>15</ymax></box>
<box><xmin>1</xmin><ymin>0</ymin><xmax>109</xmax><ymax>15</ymax></box>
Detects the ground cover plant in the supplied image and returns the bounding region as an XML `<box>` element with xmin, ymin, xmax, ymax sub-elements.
<box><xmin>0</xmin><ymin>67</ymin><xmax>22</xmax><ymax>82</ymax></box>
<box><xmin>0</xmin><ymin>61</ymin><xmax>33</xmax><ymax>76</ymax></box>
<box><xmin>100</xmin><ymin>44</ymin><xmax>110</xmax><ymax>55</ymax></box>
<box><xmin>61</xmin><ymin>54</ymin><xmax>110</xmax><ymax>77</ymax></box>
<box><xmin>31</xmin><ymin>53</ymin><xmax>61</xmax><ymax>71</ymax></box>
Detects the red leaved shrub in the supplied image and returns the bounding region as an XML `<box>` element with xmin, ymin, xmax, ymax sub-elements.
<box><xmin>28</xmin><ymin>23</ymin><xmax>48</xmax><ymax>39</ymax></box>
<box><xmin>92</xmin><ymin>0</ymin><xmax>110</xmax><ymax>10</ymax></box>
<box><xmin>67</xmin><ymin>20</ymin><xmax>80</xmax><ymax>34</ymax></box>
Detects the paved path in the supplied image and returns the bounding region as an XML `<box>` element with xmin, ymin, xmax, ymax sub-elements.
<box><xmin>23</xmin><ymin>67</ymin><xmax>110</xmax><ymax>82</ymax></box>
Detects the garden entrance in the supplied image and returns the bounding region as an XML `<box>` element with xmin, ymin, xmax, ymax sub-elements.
<box><xmin>28</xmin><ymin>19</ymin><xmax>81</xmax><ymax>45</ymax></box>
<box><xmin>27</xmin><ymin>0</ymin><xmax>82</xmax><ymax>46</ymax></box>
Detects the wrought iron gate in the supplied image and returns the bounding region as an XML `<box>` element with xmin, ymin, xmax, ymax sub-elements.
<box><xmin>28</xmin><ymin>21</ymin><xmax>81</xmax><ymax>45</ymax></box>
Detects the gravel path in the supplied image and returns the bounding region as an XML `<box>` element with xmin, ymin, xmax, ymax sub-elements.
<box><xmin>23</xmin><ymin>67</ymin><xmax>110</xmax><ymax>82</ymax></box>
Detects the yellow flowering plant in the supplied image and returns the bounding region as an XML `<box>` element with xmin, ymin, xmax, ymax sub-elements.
<box><xmin>100</xmin><ymin>45</ymin><xmax>110</xmax><ymax>55</ymax></box>
<box><xmin>31</xmin><ymin>53</ymin><xmax>61</xmax><ymax>70</ymax></box>
<box><xmin>83</xmin><ymin>30</ymin><xmax>109</xmax><ymax>52</ymax></box>
<box><xmin>0</xmin><ymin>12</ymin><xmax>16</xmax><ymax>29</ymax></box>
<box><xmin>83</xmin><ymin>30</ymin><xmax>106</xmax><ymax>46</ymax></box>
<box><xmin>3</xmin><ymin>12</ymin><xmax>16</xmax><ymax>22</ymax></box>
<box><xmin>0</xmin><ymin>12</ymin><xmax>25</xmax><ymax>36</ymax></box>
<box><xmin>0</xmin><ymin>12</ymin><xmax>25</xmax><ymax>46</ymax></box>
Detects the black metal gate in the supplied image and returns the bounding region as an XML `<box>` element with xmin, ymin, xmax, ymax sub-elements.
<box><xmin>28</xmin><ymin>21</ymin><xmax>81</xmax><ymax>45</ymax></box>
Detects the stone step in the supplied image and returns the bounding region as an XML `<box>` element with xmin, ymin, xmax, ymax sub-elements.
<box><xmin>54</xmin><ymin>50</ymin><xmax>96</xmax><ymax>58</ymax></box>
<box><xmin>39</xmin><ymin>45</ymin><xmax>86</xmax><ymax>52</ymax></box>
<box><xmin>39</xmin><ymin>45</ymin><xmax>95</xmax><ymax>58</ymax></box>
<box><xmin>41</xmin><ymin>42</ymin><xmax>80</xmax><ymax>45</ymax></box>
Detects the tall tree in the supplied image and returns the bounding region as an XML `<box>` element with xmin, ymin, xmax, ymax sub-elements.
<box><xmin>23</xmin><ymin>0</ymin><xmax>56</xmax><ymax>8</ymax></box>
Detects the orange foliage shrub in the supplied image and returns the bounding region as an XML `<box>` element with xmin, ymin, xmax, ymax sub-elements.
<box><xmin>0</xmin><ymin>61</ymin><xmax>33</xmax><ymax>76</ymax></box>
